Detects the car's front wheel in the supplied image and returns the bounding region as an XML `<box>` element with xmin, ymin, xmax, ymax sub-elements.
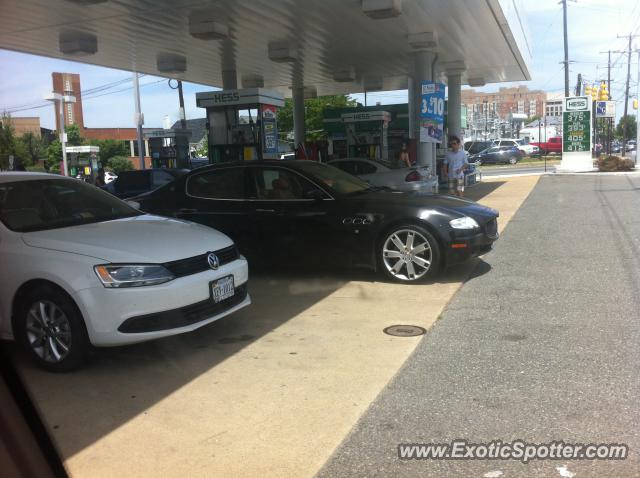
<box><xmin>379</xmin><ymin>225</ymin><xmax>440</xmax><ymax>282</ymax></box>
<box><xmin>508</xmin><ymin>156</ymin><xmax>518</xmax><ymax>165</ymax></box>
<box><xmin>16</xmin><ymin>285</ymin><xmax>90</xmax><ymax>372</ymax></box>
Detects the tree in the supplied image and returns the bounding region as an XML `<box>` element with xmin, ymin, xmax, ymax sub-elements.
<box><xmin>45</xmin><ymin>140</ymin><xmax>62</xmax><ymax>172</ymax></box>
<box><xmin>277</xmin><ymin>95</ymin><xmax>357</xmax><ymax>143</ymax></box>
<box><xmin>65</xmin><ymin>124</ymin><xmax>85</xmax><ymax>146</ymax></box>
<box><xmin>19</xmin><ymin>132</ymin><xmax>45</xmax><ymax>167</ymax></box>
<box><xmin>526</xmin><ymin>115</ymin><xmax>541</xmax><ymax>124</ymax></box>
<box><xmin>91</xmin><ymin>139</ymin><xmax>128</xmax><ymax>166</ymax></box>
<box><xmin>108</xmin><ymin>156</ymin><xmax>134</xmax><ymax>174</ymax></box>
<box><xmin>615</xmin><ymin>115</ymin><xmax>637</xmax><ymax>141</ymax></box>
<box><xmin>0</xmin><ymin>113</ymin><xmax>28</xmax><ymax>169</ymax></box>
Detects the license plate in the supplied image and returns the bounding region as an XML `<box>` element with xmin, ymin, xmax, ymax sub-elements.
<box><xmin>211</xmin><ymin>275</ymin><xmax>235</xmax><ymax>303</ymax></box>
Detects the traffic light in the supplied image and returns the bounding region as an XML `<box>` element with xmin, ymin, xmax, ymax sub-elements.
<box><xmin>584</xmin><ymin>85</ymin><xmax>592</xmax><ymax>98</ymax></box>
<box><xmin>598</xmin><ymin>82</ymin><xmax>609</xmax><ymax>101</ymax></box>
<box><xmin>634</xmin><ymin>99</ymin><xmax>638</xmax><ymax>110</ymax></box>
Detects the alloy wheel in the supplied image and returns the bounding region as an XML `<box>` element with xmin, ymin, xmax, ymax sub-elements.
<box><xmin>26</xmin><ymin>300</ymin><xmax>72</xmax><ymax>363</ymax></box>
<box><xmin>509</xmin><ymin>157</ymin><xmax>517</xmax><ymax>164</ymax></box>
<box><xmin>382</xmin><ymin>229</ymin><xmax>432</xmax><ymax>281</ymax></box>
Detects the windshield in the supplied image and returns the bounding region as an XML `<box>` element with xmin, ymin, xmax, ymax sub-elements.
<box><xmin>294</xmin><ymin>161</ymin><xmax>371</xmax><ymax>195</ymax></box>
<box><xmin>0</xmin><ymin>178</ymin><xmax>142</xmax><ymax>232</ymax></box>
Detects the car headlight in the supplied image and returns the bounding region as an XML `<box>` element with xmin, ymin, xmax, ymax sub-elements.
<box><xmin>449</xmin><ymin>216</ymin><xmax>479</xmax><ymax>230</ymax></box>
<box><xmin>94</xmin><ymin>264</ymin><xmax>175</xmax><ymax>288</ymax></box>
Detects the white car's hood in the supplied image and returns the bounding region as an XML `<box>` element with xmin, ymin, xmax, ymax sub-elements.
<box><xmin>22</xmin><ymin>214</ymin><xmax>233</xmax><ymax>263</ymax></box>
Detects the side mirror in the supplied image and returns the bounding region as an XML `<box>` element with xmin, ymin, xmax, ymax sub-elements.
<box><xmin>304</xmin><ymin>189</ymin><xmax>327</xmax><ymax>200</ymax></box>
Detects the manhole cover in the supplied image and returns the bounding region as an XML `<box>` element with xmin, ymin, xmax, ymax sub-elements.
<box><xmin>383</xmin><ymin>325</ymin><xmax>426</xmax><ymax>337</ymax></box>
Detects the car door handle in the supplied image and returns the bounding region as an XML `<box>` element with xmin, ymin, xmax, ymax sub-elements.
<box><xmin>254</xmin><ymin>208</ymin><xmax>275</xmax><ymax>213</ymax></box>
<box><xmin>179</xmin><ymin>208</ymin><xmax>197</xmax><ymax>213</ymax></box>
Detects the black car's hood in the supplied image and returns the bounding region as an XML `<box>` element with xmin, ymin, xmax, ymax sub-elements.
<box><xmin>347</xmin><ymin>189</ymin><xmax>498</xmax><ymax>219</ymax></box>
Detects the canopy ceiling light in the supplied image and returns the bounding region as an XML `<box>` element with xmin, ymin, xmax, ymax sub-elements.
<box><xmin>188</xmin><ymin>11</ymin><xmax>229</xmax><ymax>40</ymax></box>
<box><xmin>268</xmin><ymin>42</ymin><xmax>297</xmax><ymax>63</ymax></box>
<box><xmin>362</xmin><ymin>0</ymin><xmax>402</xmax><ymax>19</ymax></box>
<box><xmin>242</xmin><ymin>74</ymin><xmax>264</xmax><ymax>88</ymax></box>
<box><xmin>468</xmin><ymin>77</ymin><xmax>486</xmax><ymax>87</ymax></box>
<box><xmin>64</xmin><ymin>0</ymin><xmax>108</xmax><ymax>4</ymax></box>
<box><xmin>157</xmin><ymin>53</ymin><xmax>187</xmax><ymax>74</ymax></box>
<box><xmin>59</xmin><ymin>30</ymin><xmax>98</xmax><ymax>56</ymax></box>
<box><xmin>333</xmin><ymin>66</ymin><xmax>356</xmax><ymax>82</ymax></box>
<box><xmin>443</xmin><ymin>61</ymin><xmax>466</xmax><ymax>75</ymax></box>
<box><xmin>363</xmin><ymin>76</ymin><xmax>384</xmax><ymax>91</ymax></box>
<box><xmin>408</xmin><ymin>32</ymin><xmax>438</xmax><ymax>50</ymax></box>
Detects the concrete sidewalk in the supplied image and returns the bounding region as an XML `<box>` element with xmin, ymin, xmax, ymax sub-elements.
<box><xmin>15</xmin><ymin>176</ymin><xmax>539</xmax><ymax>478</ymax></box>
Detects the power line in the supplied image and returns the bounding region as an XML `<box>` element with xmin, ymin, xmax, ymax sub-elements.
<box><xmin>3</xmin><ymin>78</ymin><xmax>164</xmax><ymax>114</ymax></box>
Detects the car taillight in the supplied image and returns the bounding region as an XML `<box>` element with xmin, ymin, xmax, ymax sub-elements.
<box><xmin>405</xmin><ymin>170</ymin><xmax>421</xmax><ymax>182</ymax></box>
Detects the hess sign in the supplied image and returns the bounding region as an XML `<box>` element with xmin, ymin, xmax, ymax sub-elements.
<box><xmin>565</xmin><ymin>97</ymin><xmax>589</xmax><ymax>111</ymax></box>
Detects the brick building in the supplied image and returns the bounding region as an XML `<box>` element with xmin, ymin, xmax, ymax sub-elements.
<box><xmin>461</xmin><ymin>85</ymin><xmax>546</xmax><ymax>124</ymax></box>
<box><xmin>51</xmin><ymin>72</ymin><xmax>158</xmax><ymax>168</ymax></box>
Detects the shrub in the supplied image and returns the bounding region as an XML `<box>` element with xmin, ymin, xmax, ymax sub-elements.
<box><xmin>597</xmin><ymin>155</ymin><xmax>635</xmax><ymax>172</ymax></box>
<box><xmin>108</xmin><ymin>156</ymin><xmax>135</xmax><ymax>174</ymax></box>
<box><xmin>26</xmin><ymin>165</ymin><xmax>47</xmax><ymax>172</ymax></box>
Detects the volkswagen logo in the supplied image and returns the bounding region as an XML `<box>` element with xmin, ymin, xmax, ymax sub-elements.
<box><xmin>207</xmin><ymin>252</ymin><xmax>220</xmax><ymax>270</ymax></box>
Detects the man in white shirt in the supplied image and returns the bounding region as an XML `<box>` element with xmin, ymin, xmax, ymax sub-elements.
<box><xmin>442</xmin><ymin>136</ymin><xmax>469</xmax><ymax>197</ymax></box>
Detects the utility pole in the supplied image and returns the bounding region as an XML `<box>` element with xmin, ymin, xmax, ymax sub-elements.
<box><xmin>562</xmin><ymin>0</ymin><xmax>570</xmax><ymax>97</ymax></box>
<box><xmin>617</xmin><ymin>34</ymin><xmax>639</xmax><ymax>156</ymax></box>
<box><xmin>636</xmin><ymin>49</ymin><xmax>640</xmax><ymax>164</ymax></box>
<box><xmin>574</xmin><ymin>73</ymin><xmax>582</xmax><ymax>96</ymax></box>
<box><xmin>177</xmin><ymin>80</ymin><xmax>186</xmax><ymax>130</ymax></box>
<box><xmin>132</xmin><ymin>72</ymin><xmax>145</xmax><ymax>169</ymax></box>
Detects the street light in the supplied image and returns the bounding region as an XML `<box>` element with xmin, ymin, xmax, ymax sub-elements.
<box><xmin>483</xmin><ymin>99</ymin><xmax>489</xmax><ymax>139</ymax></box>
<box><xmin>44</xmin><ymin>92</ymin><xmax>76</xmax><ymax>176</ymax></box>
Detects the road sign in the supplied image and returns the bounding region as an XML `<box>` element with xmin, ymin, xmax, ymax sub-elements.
<box><xmin>595</xmin><ymin>101</ymin><xmax>615</xmax><ymax>118</ymax></box>
<box><xmin>8</xmin><ymin>155</ymin><xmax>14</xmax><ymax>170</ymax></box>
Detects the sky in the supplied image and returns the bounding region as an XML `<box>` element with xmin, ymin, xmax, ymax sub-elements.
<box><xmin>1</xmin><ymin>0</ymin><xmax>639</xmax><ymax>130</ymax></box>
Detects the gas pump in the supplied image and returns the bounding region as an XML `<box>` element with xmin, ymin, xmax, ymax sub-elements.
<box><xmin>144</xmin><ymin>128</ymin><xmax>192</xmax><ymax>169</ymax></box>
<box><xmin>196</xmin><ymin>88</ymin><xmax>284</xmax><ymax>162</ymax></box>
<box><xmin>341</xmin><ymin>110</ymin><xmax>391</xmax><ymax>161</ymax></box>
<box><xmin>65</xmin><ymin>145</ymin><xmax>100</xmax><ymax>182</ymax></box>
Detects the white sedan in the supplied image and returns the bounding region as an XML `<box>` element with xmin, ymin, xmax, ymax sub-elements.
<box><xmin>0</xmin><ymin>173</ymin><xmax>250</xmax><ymax>371</ymax></box>
<box><xmin>328</xmin><ymin>158</ymin><xmax>437</xmax><ymax>193</ymax></box>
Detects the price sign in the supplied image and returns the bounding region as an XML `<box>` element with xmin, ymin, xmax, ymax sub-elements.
<box><xmin>420</xmin><ymin>81</ymin><xmax>445</xmax><ymax>143</ymax></box>
<box><xmin>420</xmin><ymin>81</ymin><xmax>445</xmax><ymax>121</ymax></box>
<box><xmin>563</xmin><ymin>99</ymin><xmax>591</xmax><ymax>153</ymax></box>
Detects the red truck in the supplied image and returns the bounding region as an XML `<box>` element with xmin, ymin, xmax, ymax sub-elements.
<box><xmin>530</xmin><ymin>136</ymin><xmax>562</xmax><ymax>155</ymax></box>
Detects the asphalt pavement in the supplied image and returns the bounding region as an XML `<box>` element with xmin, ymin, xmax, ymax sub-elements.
<box><xmin>318</xmin><ymin>174</ymin><xmax>640</xmax><ymax>477</ymax></box>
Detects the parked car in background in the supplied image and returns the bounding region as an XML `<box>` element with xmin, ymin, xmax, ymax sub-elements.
<box><xmin>530</xmin><ymin>136</ymin><xmax>562</xmax><ymax>155</ymax></box>
<box><xmin>328</xmin><ymin>158</ymin><xmax>437</xmax><ymax>193</ymax></box>
<box><xmin>493</xmin><ymin>138</ymin><xmax>539</xmax><ymax>156</ymax></box>
<box><xmin>464</xmin><ymin>141</ymin><xmax>494</xmax><ymax>156</ymax></box>
<box><xmin>103</xmin><ymin>168</ymin><xmax>188</xmax><ymax>199</ymax></box>
<box><xmin>189</xmin><ymin>157</ymin><xmax>210</xmax><ymax>169</ymax></box>
<box><xmin>133</xmin><ymin>160</ymin><xmax>499</xmax><ymax>284</ymax></box>
<box><xmin>0</xmin><ymin>173</ymin><xmax>250</xmax><ymax>371</ymax></box>
<box><xmin>470</xmin><ymin>146</ymin><xmax>523</xmax><ymax>165</ymax></box>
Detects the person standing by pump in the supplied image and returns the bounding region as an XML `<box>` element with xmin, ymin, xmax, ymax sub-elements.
<box><xmin>399</xmin><ymin>143</ymin><xmax>412</xmax><ymax>168</ymax></box>
<box><xmin>442</xmin><ymin>136</ymin><xmax>468</xmax><ymax>197</ymax></box>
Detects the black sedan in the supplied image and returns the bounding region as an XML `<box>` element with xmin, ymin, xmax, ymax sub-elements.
<box><xmin>470</xmin><ymin>146</ymin><xmax>523</xmax><ymax>165</ymax></box>
<box><xmin>103</xmin><ymin>168</ymin><xmax>188</xmax><ymax>199</ymax></box>
<box><xmin>133</xmin><ymin>161</ymin><xmax>499</xmax><ymax>283</ymax></box>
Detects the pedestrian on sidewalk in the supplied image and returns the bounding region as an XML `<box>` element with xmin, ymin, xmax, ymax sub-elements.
<box><xmin>442</xmin><ymin>136</ymin><xmax>468</xmax><ymax>197</ymax></box>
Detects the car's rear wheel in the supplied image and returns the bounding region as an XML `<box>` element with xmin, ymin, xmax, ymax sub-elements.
<box><xmin>508</xmin><ymin>156</ymin><xmax>518</xmax><ymax>165</ymax></box>
<box><xmin>379</xmin><ymin>225</ymin><xmax>440</xmax><ymax>282</ymax></box>
<box><xmin>16</xmin><ymin>286</ymin><xmax>89</xmax><ymax>372</ymax></box>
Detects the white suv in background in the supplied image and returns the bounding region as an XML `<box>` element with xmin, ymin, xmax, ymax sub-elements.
<box><xmin>494</xmin><ymin>138</ymin><xmax>539</xmax><ymax>156</ymax></box>
<box><xmin>0</xmin><ymin>173</ymin><xmax>251</xmax><ymax>371</ymax></box>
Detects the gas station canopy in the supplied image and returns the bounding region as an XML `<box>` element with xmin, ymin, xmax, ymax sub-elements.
<box><xmin>0</xmin><ymin>0</ymin><xmax>531</xmax><ymax>94</ymax></box>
